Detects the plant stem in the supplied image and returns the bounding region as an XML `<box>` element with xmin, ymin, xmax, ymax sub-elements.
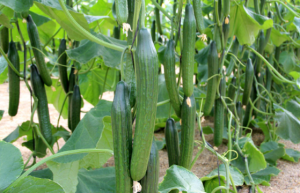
<box><xmin>245</xmin><ymin>156</ymin><xmax>255</xmax><ymax>193</ymax></box>
<box><xmin>57</xmin><ymin>92</ymin><xmax>73</xmax><ymax>128</ymax></box>
<box><xmin>189</xmin><ymin>142</ymin><xmax>205</xmax><ymax>170</ymax></box>
<box><xmin>151</xmin><ymin>0</ymin><xmax>172</xmax><ymax>21</ymax></box>
<box><xmin>157</xmin><ymin>99</ymin><xmax>170</xmax><ymax>107</ymax></box>
<box><xmin>43</xmin><ymin>27</ymin><xmax>62</xmax><ymax>49</ymax></box>
<box><xmin>211</xmin><ymin>186</ymin><xmax>228</xmax><ymax>193</ymax></box>
<box><xmin>0</xmin><ymin>47</ymin><xmax>23</xmax><ymax>78</ymax></box>
<box><xmin>33</xmin><ymin>125</ymin><xmax>55</xmax><ymax>154</ymax></box>
<box><xmin>57</xmin><ymin>0</ymin><xmax>124</xmax><ymax>52</ymax></box>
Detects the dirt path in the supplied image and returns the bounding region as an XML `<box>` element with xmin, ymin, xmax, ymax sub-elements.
<box><xmin>1</xmin><ymin>81</ymin><xmax>300</xmax><ymax>193</ymax></box>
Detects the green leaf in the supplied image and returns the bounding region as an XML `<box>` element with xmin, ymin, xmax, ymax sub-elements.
<box><xmin>274</xmin><ymin>103</ymin><xmax>300</xmax><ymax>144</ymax></box>
<box><xmin>34</xmin><ymin>1</ymin><xmax>89</xmax><ymax>41</ymax></box>
<box><xmin>244</xmin><ymin>165</ymin><xmax>280</xmax><ymax>186</ymax></box>
<box><xmin>279</xmin><ymin>51</ymin><xmax>300</xmax><ymax>74</ymax></box>
<box><xmin>229</xmin><ymin>4</ymin><xmax>273</xmax><ymax>45</ymax></box>
<box><xmin>0</xmin><ymin>0</ymin><xmax>33</xmax><ymax>12</ymax></box>
<box><xmin>79</xmin><ymin>68</ymin><xmax>118</xmax><ymax>106</ymax></box>
<box><xmin>76</xmin><ymin>167</ymin><xmax>116</xmax><ymax>193</ymax></box>
<box><xmin>293</xmin><ymin>17</ymin><xmax>300</xmax><ymax>34</ymax></box>
<box><xmin>0</xmin><ymin>11</ymin><xmax>13</xmax><ymax>28</ymax></box>
<box><xmin>0</xmin><ymin>141</ymin><xmax>24</xmax><ymax>192</ymax></box>
<box><xmin>84</xmin><ymin>15</ymin><xmax>109</xmax><ymax>24</ymax></box>
<box><xmin>45</xmin><ymin>79</ymin><xmax>68</xmax><ymax>119</ymax></box>
<box><xmin>270</xmin><ymin>29</ymin><xmax>289</xmax><ymax>47</ymax></box>
<box><xmin>66</xmin><ymin>33</ymin><xmax>127</xmax><ymax>68</ymax></box>
<box><xmin>158</xmin><ymin>165</ymin><xmax>205</xmax><ymax>193</ymax></box>
<box><xmin>204</xmin><ymin>178</ymin><xmax>226</xmax><ymax>193</ymax></box>
<box><xmin>260</xmin><ymin>141</ymin><xmax>285</xmax><ymax>166</ymax></box>
<box><xmin>201</xmin><ymin>164</ymin><xmax>244</xmax><ymax>186</ymax></box>
<box><xmin>282</xmin><ymin>149</ymin><xmax>300</xmax><ymax>162</ymax></box>
<box><xmin>29</xmin><ymin>168</ymin><xmax>53</xmax><ymax>180</ymax></box>
<box><xmin>155</xmin><ymin>138</ymin><xmax>166</xmax><ymax>150</ymax></box>
<box><xmin>285</xmin><ymin>99</ymin><xmax>300</xmax><ymax>119</ymax></box>
<box><xmin>0</xmin><ymin>56</ymin><xmax>8</xmax><ymax>84</ymax></box>
<box><xmin>47</xmin><ymin>161</ymin><xmax>79</xmax><ymax>193</ymax></box>
<box><xmin>4</xmin><ymin>176</ymin><xmax>64</xmax><ymax>193</ymax></box>
<box><xmin>79</xmin><ymin>116</ymin><xmax>114</xmax><ymax>169</ymax></box>
<box><xmin>54</xmin><ymin>100</ymin><xmax>113</xmax><ymax>163</ymax></box>
<box><xmin>202</xmin><ymin>126</ymin><xmax>214</xmax><ymax>134</ymax></box>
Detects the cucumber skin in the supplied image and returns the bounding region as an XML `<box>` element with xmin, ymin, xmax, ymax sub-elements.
<box><xmin>182</xmin><ymin>3</ymin><xmax>196</xmax><ymax>97</ymax></box>
<box><xmin>70</xmin><ymin>85</ymin><xmax>81</xmax><ymax>132</ymax></box>
<box><xmin>113</xmin><ymin>26</ymin><xmax>121</xmax><ymax>39</ymax></box>
<box><xmin>30</xmin><ymin>64</ymin><xmax>52</xmax><ymax>144</ymax></box>
<box><xmin>58</xmin><ymin>39</ymin><xmax>69</xmax><ymax>94</ymax></box>
<box><xmin>193</xmin><ymin>0</ymin><xmax>205</xmax><ymax>34</ymax></box>
<box><xmin>236</xmin><ymin>101</ymin><xmax>243</xmax><ymax>136</ymax></box>
<box><xmin>165</xmin><ymin>118</ymin><xmax>180</xmax><ymax>166</ymax></box>
<box><xmin>68</xmin><ymin>65</ymin><xmax>75</xmax><ymax>130</ymax></box>
<box><xmin>223</xmin><ymin>0</ymin><xmax>230</xmax><ymax>16</ymax></box>
<box><xmin>223</xmin><ymin>18</ymin><xmax>230</xmax><ymax>45</ymax></box>
<box><xmin>130</xmin><ymin>28</ymin><xmax>159</xmax><ymax>181</ymax></box>
<box><xmin>155</xmin><ymin>0</ymin><xmax>163</xmax><ymax>35</ymax></box>
<box><xmin>226</xmin><ymin>38</ymin><xmax>239</xmax><ymax>76</ymax></box>
<box><xmin>164</xmin><ymin>40</ymin><xmax>181</xmax><ymax>117</ymax></box>
<box><xmin>115</xmin><ymin>0</ymin><xmax>128</xmax><ymax>24</ymax></box>
<box><xmin>140</xmin><ymin>140</ymin><xmax>160</xmax><ymax>193</ymax></box>
<box><xmin>227</xmin><ymin>77</ymin><xmax>236</xmax><ymax>113</ymax></box>
<box><xmin>242</xmin><ymin>58</ymin><xmax>254</xmax><ymax>106</ymax></box>
<box><xmin>27</xmin><ymin>15</ymin><xmax>52</xmax><ymax>86</ymax></box>
<box><xmin>111</xmin><ymin>81</ymin><xmax>133</xmax><ymax>193</ymax></box>
<box><xmin>214</xmin><ymin>77</ymin><xmax>225</xmax><ymax>147</ymax></box>
<box><xmin>180</xmin><ymin>95</ymin><xmax>196</xmax><ymax>169</ymax></box>
<box><xmin>1</xmin><ymin>27</ymin><xmax>9</xmax><ymax>54</ymax></box>
<box><xmin>8</xmin><ymin>42</ymin><xmax>20</xmax><ymax>117</ymax></box>
<box><xmin>151</xmin><ymin>20</ymin><xmax>156</xmax><ymax>43</ymax></box>
<box><xmin>203</xmin><ymin>41</ymin><xmax>219</xmax><ymax>115</ymax></box>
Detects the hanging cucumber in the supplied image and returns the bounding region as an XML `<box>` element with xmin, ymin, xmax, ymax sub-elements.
<box><xmin>66</xmin><ymin>0</ymin><xmax>73</xmax><ymax>7</ymax></box>
<box><xmin>274</xmin><ymin>46</ymin><xmax>281</xmax><ymax>70</ymax></box>
<box><xmin>155</xmin><ymin>0</ymin><xmax>163</xmax><ymax>35</ymax></box>
<box><xmin>26</xmin><ymin>15</ymin><xmax>52</xmax><ymax>86</ymax></box>
<box><xmin>70</xmin><ymin>85</ymin><xmax>81</xmax><ymax>132</ymax></box>
<box><xmin>115</xmin><ymin>0</ymin><xmax>128</xmax><ymax>24</ymax></box>
<box><xmin>223</xmin><ymin>0</ymin><xmax>230</xmax><ymax>16</ymax></box>
<box><xmin>203</xmin><ymin>41</ymin><xmax>219</xmax><ymax>115</ymax></box>
<box><xmin>151</xmin><ymin>20</ymin><xmax>156</xmax><ymax>42</ymax></box>
<box><xmin>30</xmin><ymin>64</ymin><xmax>52</xmax><ymax>144</ymax></box>
<box><xmin>58</xmin><ymin>39</ymin><xmax>69</xmax><ymax>94</ymax></box>
<box><xmin>165</xmin><ymin>118</ymin><xmax>180</xmax><ymax>166</ymax></box>
<box><xmin>263</xmin><ymin>11</ymin><xmax>272</xmax><ymax>48</ymax></box>
<box><xmin>226</xmin><ymin>38</ymin><xmax>239</xmax><ymax>76</ymax></box>
<box><xmin>130</xmin><ymin>28</ymin><xmax>159</xmax><ymax>181</ymax></box>
<box><xmin>7</xmin><ymin>42</ymin><xmax>20</xmax><ymax>117</ymax></box>
<box><xmin>242</xmin><ymin>58</ymin><xmax>254</xmax><ymax>106</ymax></box>
<box><xmin>113</xmin><ymin>26</ymin><xmax>121</xmax><ymax>39</ymax></box>
<box><xmin>1</xmin><ymin>27</ymin><xmax>9</xmax><ymax>54</ymax></box>
<box><xmin>227</xmin><ymin>77</ymin><xmax>236</xmax><ymax>113</ymax></box>
<box><xmin>140</xmin><ymin>139</ymin><xmax>160</xmax><ymax>193</ymax></box>
<box><xmin>255</xmin><ymin>30</ymin><xmax>265</xmax><ymax>75</ymax></box>
<box><xmin>111</xmin><ymin>81</ymin><xmax>133</xmax><ymax>193</ymax></box>
<box><xmin>182</xmin><ymin>3</ymin><xmax>196</xmax><ymax>97</ymax></box>
<box><xmin>180</xmin><ymin>94</ymin><xmax>196</xmax><ymax>169</ymax></box>
<box><xmin>164</xmin><ymin>40</ymin><xmax>181</xmax><ymax>117</ymax></box>
<box><xmin>266</xmin><ymin>67</ymin><xmax>272</xmax><ymax>92</ymax></box>
<box><xmin>223</xmin><ymin>17</ymin><xmax>230</xmax><ymax>45</ymax></box>
<box><xmin>68</xmin><ymin>64</ymin><xmax>75</xmax><ymax>130</ymax></box>
<box><xmin>214</xmin><ymin>77</ymin><xmax>225</xmax><ymax>147</ymax></box>
<box><xmin>193</xmin><ymin>0</ymin><xmax>205</xmax><ymax>34</ymax></box>
<box><xmin>236</xmin><ymin>101</ymin><xmax>243</xmax><ymax>136</ymax></box>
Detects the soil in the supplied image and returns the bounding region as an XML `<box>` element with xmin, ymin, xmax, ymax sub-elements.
<box><xmin>1</xmin><ymin>81</ymin><xmax>300</xmax><ymax>193</ymax></box>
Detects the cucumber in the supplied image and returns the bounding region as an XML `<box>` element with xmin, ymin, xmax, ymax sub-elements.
<box><xmin>180</xmin><ymin>94</ymin><xmax>196</xmax><ymax>169</ymax></box>
<box><xmin>223</xmin><ymin>0</ymin><xmax>230</xmax><ymax>16</ymax></box>
<box><xmin>7</xmin><ymin>42</ymin><xmax>20</xmax><ymax>117</ymax></box>
<box><xmin>203</xmin><ymin>41</ymin><xmax>219</xmax><ymax>115</ymax></box>
<box><xmin>131</xmin><ymin>28</ymin><xmax>159</xmax><ymax>181</ymax></box>
<box><xmin>0</xmin><ymin>27</ymin><xmax>9</xmax><ymax>54</ymax></box>
<box><xmin>151</xmin><ymin>20</ymin><xmax>156</xmax><ymax>43</ymax></box>
<box><xmin>165</xmin><ymin>118</ymin><xmax>180</xmax><ymax>166</ymax></box>
<box><xmin>111</xmin><ymin>81</ymin><xmax>133</xmax><ymax>193</ymax></box>
<box><xmin>193</xmin><ymin>0</ymin><xmax>205</xmax><ymax>34</ymax></box>
<box><xmin>242</xmin><ymin>58</ymin><xmax>254</xmax><ymax>106</ymax></box>
<box><xmin>227</xmin><ymin>77</ymin><xmax>236</xmax><ymax>113</ymax></box>
<box><xmin>58</xmin><ymin>39</ymin><xmax>69</xmax><ymax>94</ymax></box>
<box><xmin>266</xmin><ymin>67</ymin><xmax>272</xmax><ymax>92</ymax></box>
<box><xmin>70</xmin><ymin>85</ymin><xmax>81</xmax><ymax>132</ymax></box>
<box><xmin>254</xmin><ymin>0</ymin><xmax>260</xmax><ymax>14</ymax></box>
<box><xmin>26</xmin><ymin>15</ymin><xmax>52</xmax><ymax>86</ymax></box>
<box><xmin>155</xmin><ymin>0</ymin><xmax>163</xmax><ymax>35</ymax></box>
<box><xmin>66</xmin><ymin>0</ymin><xmax>73</xmax><ymax>7</ymax></box>
<box><xmin>113</xmin><ymin>26</ymin><xmax>121</xmax><ymax>39</ymax></box>
<box><xmin>30</xmin><ymin>64</ymin><xmax>52</xmax><ymax>144</ymax></box>
<box><xmin>223</xmin><ymin>17</ymin><xmax>230</xmax><ymax>45</ymax></box>
<box><xmin>274</xmin><ymin>46</ymin><xmax>281</xmax><ymax>70</ymax></box>
<box><xmin>263</xmin><ymin>11</ymin><xmax>272</xmax><ymax>48</ymax></box>
<box><xmin>236</xmin><ymin>101</ymin><xmax>243</xmax><ymax>136</ymax></box>
<box><xmin>260</xmin><ymin>0</ymin><xmax>266</xmax><ymax>15</ymax></box>
<box><xmin>115</xmin><ymin>0</ymin><xmax>128</xmax><ymax>24</ymax></box>
<box><xmin>164</xmin><ymin>40</ymin><xmax>181</xmax><ymax>117</ymax></box>
<box><xmin>140</xmin><ymin>139</ymin><xmax>159</xmax><ymax>193</ymax></box>
<box><xmin>68</xmin><ymin>64</ymin><xmax>75</xmax><ymax>130</ymax></box>
<box><xmin>214</xmin><ymin>77</ymin><xmax>225</xmax><ymax>147</ymax></box>
<box><xmin>182</xmin><ymin>3</ymin><xmax>196</xmax><ymax>97</ymax></box>
<box><xmin>255</xmin><ymin>30</ymin><xmax>265</xmax><ymax>75</ymax></box>
<box><xmin>226</xmin><ymin>38</ymin><xmax>239</xmax><ymax>76</ymax></box>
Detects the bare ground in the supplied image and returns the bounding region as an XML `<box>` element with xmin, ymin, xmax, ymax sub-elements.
<box><xmin>1</xmin><ymin>81</ymin><xmax>300</xmax><ymax>193</ymax></box>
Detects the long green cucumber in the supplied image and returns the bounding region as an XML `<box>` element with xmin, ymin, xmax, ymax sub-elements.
<box><xmin>58</xmin><ymin>39</ymin><xmax>69</xmax><ymax>94</ymax></box>
<box><xmin>68</xmin><ymin>64</ymin><xmax>75</xmax><ymax>130</ymax></box>
<box><xmin>214</xmin><ymin>77</ymin><xmax>225</xmax><ymax>147</ymax></box>
<box><xmin>182</xmin><ymin>3</ymin><xmax>196</xmax><ymax>97</ymax></box>
<box><xmin>255</xmin><ymin>72</ymin><xmax>264</xmax><ymax>111</ymax></box>
<box><xmin>236</xmin><ymin>101</ymin><xmax>243</xmax><ymax>136</ymax></box>
<box><xmin>226</xmin><ymin>38</ymin><xmax>239</xmax><ymax>76</ymax></box>
<box><xmin>274</xmin><ymin>46</ymin><xmax>281</xmax><ymax>70</ymax></box>
<box><xmin>223</xmin><ymin>0</ymin><xmax>230</xmax><ymax>16</ymax></box>
<box><xmin>8</xmin><ymin>42</ymin><xmax>20</xmax><ymax>117</ymax></box>
<box><xmin>140</xmin><ymin>139</ymin><xmax>160</xmax><ymax>193</ymax></box>
<box><xmin>242</xmin><ymin>58</ymin><xmax>254</xmax><ymax>106</ymax></box>
<box><xmin>151</xmin><ymin>20</ymin><xmax>156</xmax><ymax>43</ymax></box>
<box><xmin>111</xmin><ymin>81</ymin><xmax>133</xmax><ymax>192</ymax></box>
<box><xmin>204</xmin><ymin>41</ymin><xmax>219</xmax><ymax>115</ymax></box>
<box><xmin>27</xmin><ymin>15</ymin><xmax>52</xmax><ymax>86</ymax></box>
<box><xmin>70</xmin><ymin>85</ymin><xmax>81</xmax><ymax>132</ymax></box>
<box><xmin>266</xmin><ymin>67</ymin><xmax>272</xmax><ymax>92</ymax></box>
<box><xmin>30</xmin><ymin>64</ymin><xmax>52</xmax><ymax>144</ymax></box>
<box><xmin>113</xmin><ymin>26</ymin><xmax>121</xmax><ymax>39</ymax></box>
<box><xmin>165</xmin><ymin>118</ymin><xmax>180</xmax><ymax>166</ymax></box>
<box><xmin>180</xmin><ymin>94</ymin><xmax>196</xmax><ymax>169</ymax></box>
<box><xmin>164</xmin><ymin>40</ymin><xmax>181</xmax><ymax>117</ymax></box>
<box><xmin>255</xmin><ymin>30</ymin><xmax>265</xmax><ymax>75</ymax></box>
<box><xmin>115</xmin><ymin>0</ymin><xmax>128</xmax><ymax>24</ymax></box>
<box><xmin>263</xmin><ymin>11</ymin><xmax>272</xmax><ymax>48</ymax></box>
<box><xmin>131</xmin><ymin>28</ymin><xmax>159</xmax><ymax>181</ymax></box>
<box><xmin>193</xmin><ymin>0</ymin><xmax>205</xmax><ymax>34</ymax></box>
<box><xmin>227</xmin><ymin>77</ymin><xmax>236</xmax><ymax>113</ymax></box>
<box><xmin>155</xmin><ymin>0</ymin><xmax>163</xmax><ymax>35</ymax></box>
<box><xmin>223</xmin><ymin>17</ymin><xmax>230</xmax><ymax>45</ymax></box>
<box><xmin>1</xmin><ymin>27</ymin><xmax>9</xmax><ymax>54</ymax></box>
